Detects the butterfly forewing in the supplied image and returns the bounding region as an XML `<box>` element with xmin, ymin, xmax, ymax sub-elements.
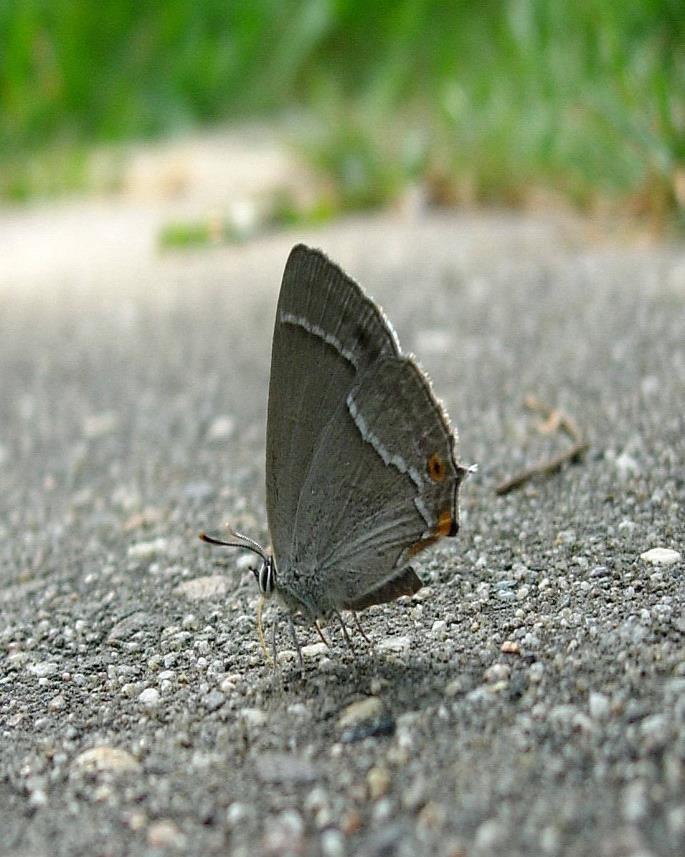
<box><xmin>266</xmin><ymin>245</ymin><xmax>399</xmax><ymax>569</ymax></box>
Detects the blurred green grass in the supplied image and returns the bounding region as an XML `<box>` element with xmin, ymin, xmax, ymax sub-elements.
<box><xmin>1</xmin><ymin>0</ymin><xmax>683</xmax><ymax>223</ymax></box>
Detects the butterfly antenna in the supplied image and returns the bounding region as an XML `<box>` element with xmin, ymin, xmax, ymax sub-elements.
<box><xmin>198</xmin><ymin>529</ymin><xmax>268</xmax><ymax>562</ymax></box>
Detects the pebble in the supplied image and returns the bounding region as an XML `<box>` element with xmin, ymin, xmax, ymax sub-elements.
<box><xmin>207</xmin><ymin>415</ymin><xmax>235</xmax><ymax>441</ymax></box>
<box><xmin>430</xmin><ymin>619</ymin><xmax>447</xmax><ymax>638</ymax></box>
<box><xmin>48</xmin><ymin>694</ymin><xmax>65</xmax><ymax>710</ymax></box>
<box><xmin>337</xmin><ymin>697</ymin><xmax>383</xmax><ymax>729</ymax></box>
<box><xmin>376</xmin><ymin>636</ymin><xmax>411</xmax><ymax>656</ymax></box>
<box><xmin>614</xmin><ymin>451</ymin><xmax>639</xmax><ymax>478</ymax></box>
<box><xmin>107</xmin><ymin>612</ymin><xmax>149</xmax><ymax>642</ymax></box>
<box><xmin>639</xmin><ymin>547</ymin><xmax>681</xmax><ymax>566</ymax></box>
<box><xmin>240</xmin><ymin>708</ymin><xmax>267</xmax><ymax>727</ymax></box>
<box><xmin>226</xmin><ymin>802</ymin><xmax>249</xmax><ymax>828</ymax></box>
<box><xmin>588</xmin><ymin>692</ymin><xmax>610</xmax><ymax>720</ymax></box>
<box><xmin>173</xmin><ymin>575</ymin><xmax>229</xmax><ymax>601</ymax></box>
<box><xmin>302</xmin><ymin>642</ymin><xmax>328</xmax><ymax>659</ymax></box>
<box><xmin>83</xmin><ymin>411</ymin><xmax>119</xmax><ymax>438</ymax></box>
<box><xmin>72</xmin><ymin>746</ymin><xmax>139</xmax><ymax>774</ymax></box>
<box><xmin>621</xmin><ymin>780</ymin><xmax>648</xmax><ymax>822</ymax></box>
<box><xmin>147</xmin><ymin>819</ymin><xmax>185</xmax><ymax>849</ymax></box>
<box><xmin>501</xmin><ymin>640</ymin><xmax>520</xmax><ymax>654</ymax></box>
<box><xmin>182</xmin><ymin>481</ymin><xmax>213</xmax><ymax>500</ymax></box>
<box><xmin>128</xmin><ymin>538</ymin><xmax>169</xmax><ymax>559</ymax></box>
<box><xmin>474</xmin><ymin>818</ymin><xmax>505</xmax><ymax>850</ymax></box>
<box><xmin>262</xmin><ymin>810</ymin><xmax>304</xmax><ymax>854</ymax></box>
<box><xmin>484</xmin><ymin>663</ymin><xmax>510</xmax><ymax>683</ymax></box>
<box><xmin>255</xmin><ymin>752</ymin><xmax>319</xmax><ymax>785</ymax></box>
<box><xmin>203</xmin><ymin>690</ymin><xmax>225</xmax><ymax>712</ymax></box>
<box><xmin>321</xmin><ymin>828</ymin><xmax>346</xmax><ymax>857</ymax></box>
<box><xmin>138</xmin><ymin>687</ymin><xmax>160</xmax><ymax>708</ymax></box>
<box><xmin>367</xmin><ymin>766</ymin><xmax>391</xmax><ymax>799</ymax></box>
<box><xmin>27</xmin><ymin>661</ymin><xmax>59</xmax><ymax>678</ymax></box>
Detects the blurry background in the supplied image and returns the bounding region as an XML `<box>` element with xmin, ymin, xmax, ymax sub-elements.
<box><xmin>1</xmin><ymin>0</ymin><xmax>683</xmax><ymax>234</ymax></box>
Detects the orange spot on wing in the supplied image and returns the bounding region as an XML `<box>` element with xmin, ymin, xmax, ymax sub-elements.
<box><xmin>435</xmin><ymin>509</ymin><xmax>454</xmax><ymax>537</ymax></box>
<box><xmin>427</xmin><ymin>453</ymin><xmax>447</xmax><ymax>482</ymax></box>
<box><xmin>407</xmin><ymin>508</ymin><xmax>457</xmax><ymax>558</ymax></box>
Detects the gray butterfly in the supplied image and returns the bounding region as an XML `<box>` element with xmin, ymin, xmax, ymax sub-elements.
<box><xmin>201</xmin><ymin>244</ymin><xmax>468</xmax><ymax>666</ymax></box>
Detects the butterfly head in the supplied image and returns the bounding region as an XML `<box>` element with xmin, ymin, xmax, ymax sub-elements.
<box><xmin>199</xmin><ymin>528</ymin><xmax>277</xmax><ymax>598</ymax></box>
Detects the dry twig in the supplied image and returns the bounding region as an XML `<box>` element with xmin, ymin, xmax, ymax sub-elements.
<box><xmin>496</xmin><ymin>395</ymin><xmax>589</xmax><ymax>495</ymax></box>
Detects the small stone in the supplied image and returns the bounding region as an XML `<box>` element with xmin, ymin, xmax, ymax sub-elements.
<box><xmin>588</xmin><ymin>692</ymin><xmax>610</xmax><ymax>720</ymax></box>
<box><xmin>107</xmin><ymin>612</ymin><xmax>148</xmax><ymax>642</ymax></box>
<box><xmin>321</xmin><ymin>828</ymin><xmax>346</xmax><ymax>857</ymax></box>
<box><xmin>138</xmin><ymin>687</ymin><xmax>160</xmax><ymax>708</ymax></box>
<box><xmin>640</xmin><ymin>547</ymin><xmax>681</xmax><ymax>566</ymax></box>
<box><xmin>207</xmin><ymin>415</ymin><xmax>235</xmax><ymax>441</ymax></box>
<box><xmin>174</xmin><ymin>575</ymin><xmax>229</xmax><ymax>601</ymax></box>
<box><xmin>128</xmin><ymin>538</ymin><xmax>169</xmax><ymax>559</ymax></box>
<box><xmin>622</xmin><ymin>780</ymin><xmax>648</xmax><ymax>822</ymax></box>
<box><xmin>240</xmin><ymin>708</ymin><xmax>267</xmax><ymax>727</ymax></box>
<box><xmin>182</xmin><ymin>481</ymin><xmax>213</xmax><ymax>500</ymax></box>
<box><xmin>590</xmin><ymin>565</ymin><xmax>610</xmax><ymax>578</ymax></box>
<box><xmin>263</xmin><ymin>810</ymin><xmax>304</xmax><ymax>854</ymax></box>
<box><xmin>27</xmin><ymin>661</ymin><xmax>59</xmax><ymax>678</ymax></box>
<box><xmin>337</xmin><ymin>697</ymin><xmax>383</xmax><ymax>730</ymax></box>
<box><xmin>474</xmin><ymin>819</ymin><xmax>505</xmax><ymax>850</ymax></box>
<box><xmin>367</xmin><ymin>766</ymin><xmax>391</xmax><ymax>799</ymax></box>
<box><xmin>500</xmin><ymin>640</ymin><xmax>520</xmax><ymax>654</ymax></box>
<box><xmin>341</xmin><ymin>810</ymin><xmax>363</xmax><ymax>836</ymax></box>
<box><xmin>255</xmin><ymin>752</ymin><xmax>318</xmax><ymax>785</ymax></box>
<box><xmin>83</xmin><ymin>411</ymin><xmax>119</xmax><ymax>438</ymax></box>
<box><xmin>73</xmin><ymin>746</ymin><xmax>139</xmax><ymax>774</ymax></box>
<box><xmin>615</xmin><ymin>450</ymin><xmax>639</xmax><ymax>478</ymax></box>
<box><xmin>124</xmin><ymin>810</ymin><xmax>147</xmax><ymax>831</ymax></box>
<box><xmin>376</xmin><ymin>636</ymin><xmax>411</xmax><ymax>656</ymax></box>
<box><xmin>203</xmin><ymin>690</ymin><xmax>225</xmax><ymax>712</ymax></box>
<box><xmin>226</xmin><ymin>802</ymin><xmax>249</xmax><ymax>828</ymax></box>
<box><xmin>147</xmin><ymin>819</ymin><xmax>185</xmax><ymax>849</ymax></box>
<box><xmin>484</xmin><ymin>663</ymin><xmax>510</xmax><ymax>683</ymax></box>
<box><xmin>431</xmin><ymin>619</ymin><xmax>447</xmax><ymax>638</ymax></box>
<box><xmin>302</xmin><ymin>642</ymin><xmax>328</xmax><ymax>659</ymax></box>
<box><xmin>48</xmin><ymin>694</ymin><xmax>66</xmax><ymax>711</ymax></box>
<box><xmin>640</xmin><ymin>714</ymin><xmax>668</xmax><ymax>751</ymax></box>
<box><xmin>417</xmin><ymin>801</ymin><xmax>445</xmax><ymax>830</ymax></box>
<box><xmin>28</xmin><ymin>789</ymin><xmax>48</xmax><ymax>809</ymax></box>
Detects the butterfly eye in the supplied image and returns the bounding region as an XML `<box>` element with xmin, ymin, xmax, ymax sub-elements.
<box><xmin>427</xmin><ymin>453</ymin><xmax>447</xmax><ymax>482</ymax></box>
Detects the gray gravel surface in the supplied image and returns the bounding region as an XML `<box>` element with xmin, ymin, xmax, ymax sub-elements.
<box><xmin>1</xmin><ymin>212</ymin><xmax>684</xmax><ymax>857</ymax></box>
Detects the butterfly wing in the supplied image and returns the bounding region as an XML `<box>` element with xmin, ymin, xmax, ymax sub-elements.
<box><xmin>266</xmin><ymin>245</ymin><xmax>399</xmax><ymax>569</ymax></box>
<box><xmin>285</xmin><ymin>355</ymin><xmax>467</xmax><ymax>611</ymax></box>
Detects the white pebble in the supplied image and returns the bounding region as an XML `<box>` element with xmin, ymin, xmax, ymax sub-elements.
<box><xmin>173</xmin><ymin>575</ymin><xmax>229</xmax><ymax>601</ymax></box>
<box><xmin>138</xmin><ymin>688</ymin><xmax>160</xmax><ymax>708</ymax></box>
<box><xmin>321</xmin><ymin>828</ymin><xmax>346</xmax><ymax>857</ymax></box>
<box><xmin>640</xmin><ymin>547</ymin><xmax>681</xmax><ymax>566</ymax></box>
<box><xmin>302</xmin><ymin>642</ymin><xmax>328</xmax><ymax>659</ymax></box>
<box><xmin>588</xmin><ymin>692</ymin><xmax>610</xmax><ymax>720</ymax></box>
<box><xmin>337</xmin><ymin>697</ymin><xmax>383</xmax><ymax>729</ymax></box>
<box><xmin>240</xmin><ymin>707</ymin><xmax>267</xmax><ymax>727</ymax></box>
<box><xmin>376</xmin><ymin>636</ymin><xmax>411</xmax><ymax>655</ymax></box>
<box><xmin>207</xmin><ymin>415</ymin><xmax>235</xmax><ymax>441</ymax></box>
<box><xmin>128</xmin><ymin>538</ymin><xmax>169</xmax><ymax>559</ymax></box>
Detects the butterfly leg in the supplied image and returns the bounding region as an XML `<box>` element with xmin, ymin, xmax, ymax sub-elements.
<box><xmin>287</xmin><ymin>613</ymin><xmax>305</xmax><ymax>677</ymax></box>
<box><xmin>333</xmin><ymin>610</ymin><xmax>357</xmax><ymax>658</ymax></box>
<box><xmin>315</xmin><ymin>620</ymin><xmax>330</xmax><ymax>647</ymax></box>
<box><xmin>257</xmin><ymin>595</ymin><xmax>275</xmax><ymax>667</ymax></box>
<box><xmin>352</xmin><ymin>611</ymin><xmax>372</xmax><ymax>646</ymax></box>
<box><xmin>270</xmin><ymin>608</ymin><xmax>280</xmax><ymax>669</ymax></box>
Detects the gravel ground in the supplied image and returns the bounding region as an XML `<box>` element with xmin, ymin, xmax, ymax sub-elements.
<box><xmin>1</xmin><ymin>210</ymin><xmax>683</xmax><ymax>857</ymax></box>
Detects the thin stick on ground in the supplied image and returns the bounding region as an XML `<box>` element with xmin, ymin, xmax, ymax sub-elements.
<box><xmin>496</xmin><ymin>395</ymin><xmax>589</xmax><ymax>495</ymax></box>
